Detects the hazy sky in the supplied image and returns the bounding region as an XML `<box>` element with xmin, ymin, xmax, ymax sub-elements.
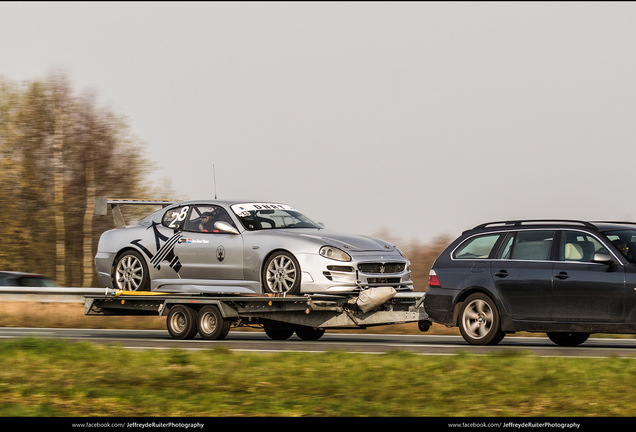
<box><xmin>2</xmin><ymin>2</ymin><xmax>636</xmax><ymax>247</ymax></box>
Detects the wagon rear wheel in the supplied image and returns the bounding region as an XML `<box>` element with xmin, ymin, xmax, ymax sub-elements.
<box><xmin>458</xmin><ymin>293</ymin><xmax>504</xmax><ymax>345</ymax></box>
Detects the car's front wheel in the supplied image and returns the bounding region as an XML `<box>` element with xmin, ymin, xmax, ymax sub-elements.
<box><xmin>458</xmin><ymin>293</ymin><xmax>504</xmax><ymax>345</ymax></box>
<box><xmin>546</xmin><ymin>332</ymin><xmax>590</xmax><ymax>347</ymax></box>
<box><xmin>262</xmin><ymin>251</ymin><xmax>301</xmax><ymax>295</ymax></box>
<box><xmin>113</xmin><ymin>250</ymin><xmax>150</xmax><ymax>291</ymax></box>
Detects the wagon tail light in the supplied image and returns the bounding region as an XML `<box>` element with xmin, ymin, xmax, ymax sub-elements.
<box><xmin>428</xmin><ymin>270</ymin><xmax>441</xmax><ymax>287</ymax></box>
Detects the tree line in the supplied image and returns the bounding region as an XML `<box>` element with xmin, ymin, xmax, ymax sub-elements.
<box><xmin>0</xmin><ymin>73</ymin><xmax>162</xmax><ymax>287</ymax></box>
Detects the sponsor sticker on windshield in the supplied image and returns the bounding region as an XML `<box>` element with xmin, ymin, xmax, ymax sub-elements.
<box><xmin>231</xmin><ymin>203</ymin><xmax>296</xmax><ymax>216</ymax></box>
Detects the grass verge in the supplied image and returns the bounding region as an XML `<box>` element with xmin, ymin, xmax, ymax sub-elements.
<box><xmin>1</xmin><ymin>338</ymin><xmax>636</xmax><ymax>417</ymax></box>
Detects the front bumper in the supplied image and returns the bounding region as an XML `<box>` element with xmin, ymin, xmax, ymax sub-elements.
<box><xmin>296</xmin><ymin>253</ymin><xmax>413</xmax><ymax>293</ymax></box>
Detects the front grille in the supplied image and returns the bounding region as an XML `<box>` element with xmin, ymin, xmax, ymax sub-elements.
<box><xmin>327</xmin><ymin>265</ymin><xmax>354</xmax><ymax>272</ymax></box>
<box><xmin>358</xmin><ymin>263</ymin><xmax>405</xmax><ymax>274</ymax></box>
<box><xmin>366</xmin><ymin>277</ymin><xmax>401</xmax><ymax>284</ymax></box>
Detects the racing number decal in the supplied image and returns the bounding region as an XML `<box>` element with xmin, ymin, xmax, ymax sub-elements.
<box><xmin>168</xmin><ymin>206</ymin><xmax>189</xmax><ymax>228</ymax></box>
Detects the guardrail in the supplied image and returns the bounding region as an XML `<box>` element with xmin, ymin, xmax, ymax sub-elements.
<box><xmin>0</xmin><ymin>287</ymin><xmax>106</xmax><ymax>303</ymax></box>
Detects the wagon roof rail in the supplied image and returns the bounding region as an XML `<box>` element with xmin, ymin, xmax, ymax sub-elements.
<box><xmin>473</xmin><ymin>219</ymin><xmax>597</xmax><ymax>230</ymax></box>
<box><xmin>94</xmin><ymin>197</ymin><xmax>174</xmax><ymax>228</ymax></box>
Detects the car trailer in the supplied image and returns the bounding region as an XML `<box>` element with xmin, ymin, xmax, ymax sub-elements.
<box><xmin>85</xmin><ymin>289</ymin><xmax>431</xmax><ymax>341</ymax></box>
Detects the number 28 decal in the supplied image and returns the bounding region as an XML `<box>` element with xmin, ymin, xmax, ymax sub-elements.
<box><xmin>167</xmin><ymin>206</ymin><xmax>189</xmax><ymax>228</ymax></box>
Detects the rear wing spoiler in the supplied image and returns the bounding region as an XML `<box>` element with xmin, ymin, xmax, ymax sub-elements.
<box><xmin>94</xmin><ymin>198</ymin><xmax>174</xmax><ymax>228</ymax></box>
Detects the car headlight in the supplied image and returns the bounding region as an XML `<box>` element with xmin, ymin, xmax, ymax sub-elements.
<box><xmin>319</xmin><ymin>246</ymin><xmax>352</xmax><ymax>262</ymax></box>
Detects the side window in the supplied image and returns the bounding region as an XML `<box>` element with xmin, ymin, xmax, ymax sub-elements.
<box><xmin>162</xmin><ymin>206</ymin><xmax>190</xmax><ymax>230</ymax></box>
<box><xmin>508</xmin><ymin>230</ymin><xmax>555</xmax><ymax>261</ymax></box>
<box><xmin>453</xmin><ymin>234</ymin><xmax>503</xmax><ymax>259</ymax></box>
<box><xmin>560</xmin><ymin>231</ymin><xmax>608</xmax><ymax>262</ymax></box>
<box><xmin>183</xmin><ymin>205</ymin><xmax>236</xmax><ymax>233</ymax></box>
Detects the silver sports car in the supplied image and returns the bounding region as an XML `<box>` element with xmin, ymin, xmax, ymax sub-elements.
<box><xmin>95</xmin><ymin>200</ymin><xmax>413</xmax><ymax>295</ymax></box>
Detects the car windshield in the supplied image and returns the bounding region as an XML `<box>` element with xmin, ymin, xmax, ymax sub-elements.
<box><xmin>231</xmin><ymin>203</ymin><xmax>322</xmax><ymax>231</ymax></box>
<box><xmin>602</xmin><ymin>229</ymin><xmax>636</xmax><ymax>263</ymax></box>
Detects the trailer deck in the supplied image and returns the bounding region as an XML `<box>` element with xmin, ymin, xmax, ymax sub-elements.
<box><xmin>85</xmin><ymin>289</ymin><xmax>430</xmax><ymax>341</ymax></box>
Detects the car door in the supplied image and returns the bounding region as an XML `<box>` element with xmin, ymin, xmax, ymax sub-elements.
<box><xmin>491</xmin><ymin>230</ymin><xmax>556</xmax><ymax>320</ymax></box>
<box><xmin>168</xmin><ymin>205</ymin><xmax>244</xmax><ymax>281</ymax></box>
<box><xmin>551</xmin><ymin>230</ymin><xmax>625</xmax><ymax>323</ymax></box>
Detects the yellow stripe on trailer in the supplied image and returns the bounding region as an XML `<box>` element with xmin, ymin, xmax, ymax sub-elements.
<box><xmin>107</xmin><ymin>289</ymin><xmax>173</xmax><ymax>297</ymax></box>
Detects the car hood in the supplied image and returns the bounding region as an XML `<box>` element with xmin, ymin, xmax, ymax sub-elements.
<box><xmin>296</xmin><ymin>229</ymin><xmax>395</xmax><ymax>252</ymax></box>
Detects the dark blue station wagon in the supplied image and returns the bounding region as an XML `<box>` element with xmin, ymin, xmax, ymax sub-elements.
<box><xmin>424</xmin><ymin>220</ymin><xmax>636</xmax><ymax>346</ymax></box>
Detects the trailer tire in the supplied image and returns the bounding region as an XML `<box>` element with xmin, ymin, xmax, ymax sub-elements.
<box><xmin>295</xmin><ymin>326</ymin><xmax>325</xmax><ymax>341</ymax></box>
<box><xmin>197</xmin><ymin>305</ymin><xmax>231</xmax><ymax>340</ymax></box>
<box><xmin>264</xmin><ymin>324</ymin><xmax>295</xmax><ymax>340</ymax></box>
<box><xmin>167</xmin><ymin>305</ymin><xmax>198</xmax><ymax>340</ymax></box>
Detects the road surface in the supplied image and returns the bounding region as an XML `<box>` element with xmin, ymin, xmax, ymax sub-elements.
<box><xmin>2</xmin><ymin>327</ymin><xmax>636</xmax><ymax>358</ymax></box>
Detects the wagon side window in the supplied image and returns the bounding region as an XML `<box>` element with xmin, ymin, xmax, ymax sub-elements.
<box><xmin>560</xmin><ymin>231</ymin><xmax>608</xmax><ymax>262</ymax></box>
<box><xmin>453</xmin><ymin>234</ymin><xmax>503</xmax><ymax>259</ymax></box>
<box><xmin>509</xmin><ymin>230</ymin><xmax>555</xmax><ymax>261</ymax></box>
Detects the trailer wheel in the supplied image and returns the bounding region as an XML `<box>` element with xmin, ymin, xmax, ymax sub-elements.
<box><xmin>167</xmin><ymin>305</ymin><xmax>198</xmax><ymax>340</ymax></box>
<box><xmin>295</xmin><ymin>326</ymin><xmax>325</xmax><ymax>341</ymax></box>
<box><xmin>264</xmin><ymin>324</ymin><xmax>295</xmax><ymax>340</ymax></box>
<box><xmin>197</xmin><ymin>305</ymin><xmax>231</xmax><ymax>340</ymax></box>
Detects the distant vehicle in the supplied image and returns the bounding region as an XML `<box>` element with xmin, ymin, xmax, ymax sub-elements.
<box><xmin>95</xmin><ymin>200</ymin><xmax>412</xmax><ymax>295</ymax></box>
<box><xmin>0</xmin><ymin>271</ymin><xmax>58</xmax><ymax>287</ymax></box>
<box><xmin>425</xmin><ymin>220</ymin><xmax>636</xmax><ymax>346</ymax></box>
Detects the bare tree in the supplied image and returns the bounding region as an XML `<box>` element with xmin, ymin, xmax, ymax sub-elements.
<box><xmin>0</xmin><ymin>73</ymin><xmax>156</xmax><ymax>286</ymax></box>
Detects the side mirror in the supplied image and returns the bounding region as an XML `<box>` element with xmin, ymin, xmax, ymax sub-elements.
<box><xmin>214</xmin><ymin>221</ymin><xmax>239</xmax><ymax>235</ymax></box>
<box><xmin>592</xmin><ymin>252</ymin><xmax>614</xmax><ymax>264</ymax></box>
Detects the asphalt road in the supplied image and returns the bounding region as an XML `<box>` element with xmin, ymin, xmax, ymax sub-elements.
<box><xmin>2</xmin><ymin>327</ymin><xmax>636</xmax><ymax>358</ymax></box>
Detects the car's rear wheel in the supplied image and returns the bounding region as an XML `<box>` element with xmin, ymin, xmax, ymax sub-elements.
<box><xmin>546</xmin><ymin>332</ymin><xmax>590</xmax><ymax>346</ymax></box>
<box><xmin>197</xmin><ymin>305</ymin><xmax>231</xmax><ymax>340</ymax></box>
<box><xmin>166</xmin><ymin>305</ymin><xmax>198</xmax><ymax>340</ymax></box>
<box><xmin>262</xmin><ymin>251</ymin><xmax>301</xmax><ymax>295</ymax></box>
<box><xmin>113</xmin><ymin>250</ymin><xmax>150</xmax><ymax>291</ymax></box>
<box><xmin>458</xmin><ymin>293</ymin><xmax>504</xmax><ymax>345</ymax></box>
